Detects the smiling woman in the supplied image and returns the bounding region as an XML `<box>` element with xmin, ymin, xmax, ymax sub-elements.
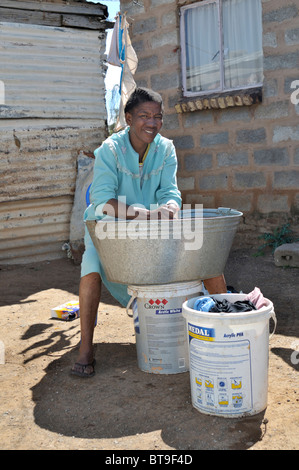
<box><xmin>124</xmin><ymin>89</ymin><xmax>164</xmax><ymax>160</ymax></box>
<box><xmin>71</xmin><ymin>87</ymin><xmax>182</xmax><ymax>377</ymax></box>
<box><xmin>125</xmin><ymin>103</ymin><xmax>163</xmax><ymax>159</ymax></box>
<box><xmin>91</xmin><ymin>87</ymin><xmax>181</xmax><ymax>222</ymax></box>
<box><xmin>71</xmin><ymin>86</ymin><xmax>227</xmax><ymax>378</ymax></box>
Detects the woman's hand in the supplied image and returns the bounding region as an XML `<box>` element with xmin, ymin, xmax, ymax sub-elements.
<box><xmin>102</xmin><ymin>199</ymin><xmax>180</xmax><ymax>220</ymax></box>
<box><xmin>149</xmin><ymin>204</ymin><xmax>180</xmax><ymax>220</ymax></box>
<box><xmin>103</xmin><ymin>199</ymin><xmax>150</xmax><ymax>220</ymax></box>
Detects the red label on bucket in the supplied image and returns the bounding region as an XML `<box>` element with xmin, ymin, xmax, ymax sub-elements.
<box><xmin>146</xmin><ymin>299</ymin><xmax>168</xmax><ymax>308</ymax></box>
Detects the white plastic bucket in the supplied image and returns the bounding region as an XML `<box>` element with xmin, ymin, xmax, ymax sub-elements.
<box><xmin>182</xmin><ymin>293</ymin><xmax>277</xmax><ymax>418</ymax></box>
<box><xmin>127</xmin><ymin>281</ymin><xmax>202</xmax><ymax>374</ymax></box>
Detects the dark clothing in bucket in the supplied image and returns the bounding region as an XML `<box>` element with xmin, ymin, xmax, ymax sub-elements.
<box><xmin>210</xmin><ymin>299</ymin><xmax>256</xmax><ymax>313</ymax></box>
<box><xmin>194</xmin><ymin>296</ymin><xmax>256</xmax><ymax>313</ymax></box>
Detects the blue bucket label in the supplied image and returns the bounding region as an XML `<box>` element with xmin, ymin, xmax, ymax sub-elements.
<box><xmin>156</xmin><ymin>308</ymin><xmax>182</xmax><ymax>315</ymax></box>
<box><xmin>188</xmin><ymin>322</ymin><xmax>215</xmax><ymax>342</ymax></box>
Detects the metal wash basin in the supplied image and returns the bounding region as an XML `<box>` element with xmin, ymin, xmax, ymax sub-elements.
<box><xmin>85</xmin><ymin>207</ymin><xmax>243</xmax><ymax>285</ymax></box>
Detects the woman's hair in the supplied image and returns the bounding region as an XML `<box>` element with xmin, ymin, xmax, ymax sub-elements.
<box><xmin>124</xmin><ymin>87</ymin><xmax>164</xmax><ymax>114</ymax></box>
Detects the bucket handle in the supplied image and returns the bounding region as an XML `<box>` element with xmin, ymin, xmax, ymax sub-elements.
<box><xmin>269</xmin><ymin>309</ymin><xmax>277</xmax><ymax>339</ymax></box>
<box><xmin>126</xmin><ymin>291</ymin><xmax>138</xmax><ymax>318</ymax></box>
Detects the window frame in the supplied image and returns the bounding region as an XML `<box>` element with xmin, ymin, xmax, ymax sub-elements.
<box><xmin>180</xmin><ymin>0</ymin><xmax>263</xmax><ymax>98</ymax></box>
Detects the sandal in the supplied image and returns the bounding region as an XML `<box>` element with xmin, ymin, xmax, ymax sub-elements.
<box><xmin>71</xmin><ymin>359</ymin><xmax>96</xmax><ymax>378</ymax></box>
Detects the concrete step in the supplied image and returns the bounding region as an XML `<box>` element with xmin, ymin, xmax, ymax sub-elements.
<box><xmin>274</xmin><ymin>242</ymin><xmax>299</xmax><ymax>267</ymax></box>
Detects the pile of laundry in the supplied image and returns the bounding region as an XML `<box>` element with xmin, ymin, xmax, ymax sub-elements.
<box><xmin>193</xmin><ymin>287</ymin><xmax>268</xmax><ymax>313</ymax></box>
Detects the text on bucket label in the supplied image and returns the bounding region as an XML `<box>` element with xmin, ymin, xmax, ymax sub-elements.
<box><xmin>188</xmin><ymin>322</ymin><xmax>253</xmax><ymax>415</ymax></box>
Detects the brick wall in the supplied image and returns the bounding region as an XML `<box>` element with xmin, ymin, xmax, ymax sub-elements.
<box><xmin>120</xmin><ymin>0</ymin><xmax>299</xmax><ymax>246</ymax></box>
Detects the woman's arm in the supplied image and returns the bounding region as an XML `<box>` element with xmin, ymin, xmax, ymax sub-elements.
<box><xmin>102</xmin><ymin>198</ymin><xmax>150</xmax><ymax>220</ymax></box>
<box><xmin>155</xmin><ymin>142</ymin><xmax>182</xmax><ymax>209</ymax></box>
<box><xmin>102</xmin><ymin>199</ymin><xmax>179</xmax><ymax>220</ymax></box>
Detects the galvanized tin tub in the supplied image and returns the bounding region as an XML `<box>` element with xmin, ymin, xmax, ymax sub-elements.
<box><xmin>85</xmin><ymin>207</ymin><xmax>242</xmax><ymax>285</ymax></box>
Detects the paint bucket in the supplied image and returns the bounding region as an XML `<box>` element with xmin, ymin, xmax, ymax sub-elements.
<box><xmin>182</xmin><ymin>293</ymin><xmax>277</xmax><ymax>418</ymax></box>
<box><xmin>126</xmin><ymin>281</ymin><xmax>202</xmax><ymax>374</ymax></box>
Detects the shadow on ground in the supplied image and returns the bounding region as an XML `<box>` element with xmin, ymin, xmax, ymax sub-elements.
<box><xmin>4</xmin><ymin>248</ymin><xmax>297</xmax><ymax>450</ymax></box>
<box><xmin>30</xmin><ymin>338</ymin><xmax>266</xmax><ymax>450</ymax></box>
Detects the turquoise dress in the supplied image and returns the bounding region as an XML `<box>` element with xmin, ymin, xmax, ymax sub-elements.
<box><xmin>82</xmin><ymin>127</ymin><xmax>182</xmax><ymax>307</ymax></box>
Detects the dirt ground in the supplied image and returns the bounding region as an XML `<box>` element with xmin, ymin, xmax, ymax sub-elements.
<box><xmin>0</xmin><ymin>246</ymin><xmax>298</xmax><ymax>451</ymax></box>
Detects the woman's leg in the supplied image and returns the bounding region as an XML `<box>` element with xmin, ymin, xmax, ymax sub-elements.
<box><xmin>204</xmin><ymin>274</ymin><xmax>226</xmax><ymax>294</ymax></box>
<box><xmin>71</xmin><ymin>272</ymin><xmax>101</xmax><ymax>377</ymax></box>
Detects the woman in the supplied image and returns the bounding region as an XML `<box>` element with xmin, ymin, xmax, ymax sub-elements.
<box><xmin>71</xmin><ymin>87</ymin><xmax>226</xmax><ymax>378</ymax></box>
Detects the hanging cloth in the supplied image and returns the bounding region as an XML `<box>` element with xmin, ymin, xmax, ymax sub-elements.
<box><xmin>107</xmin><ymin>14</ymin><xmax>138</xmax><ymax>132</ymax></box>
<box><xmin>107</xmin><ymin>15</ymin><xmax>121</xmax><ymax>67</ymax></box>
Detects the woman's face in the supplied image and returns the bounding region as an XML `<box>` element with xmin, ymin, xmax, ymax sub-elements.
<box><xmin>125</xmin><ymin>101</ymin><xmax>163</xmax><ymax>152</ymax></box>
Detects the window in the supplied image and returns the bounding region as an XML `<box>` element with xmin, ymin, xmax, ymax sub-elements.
<box><xmin>180</xmin><ymin>0</ymin><xmax>263</xmax><ymax>97</ymax></box>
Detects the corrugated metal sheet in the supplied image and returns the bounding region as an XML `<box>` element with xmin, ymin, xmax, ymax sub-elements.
<box><xmin>0</xmin><ymin>195</ymin><xmax>73</xmax><ymax>264</ymax></box>
<box><xmin>0</xmin><ymin>119</ymin><xmax>105</xmax><ymax>264</ymax></box>
<box><xmin>0</xmin><ymin>20</ymin><xmax>108</xmax><ymax>264</ymax></box>
<box><xmin>0</xmin><ymin>21</ymin><xmax>106</xmax><ymax>119</ymax></box>
<box><xmin>0</xmin><ymin>119</ymin><xmax>103</xmax><ymax>202</ymax></box>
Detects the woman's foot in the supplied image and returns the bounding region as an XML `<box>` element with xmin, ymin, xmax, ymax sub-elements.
<box><xmin>71</xmin><ymin>359</ymin><xmax>96</xmax><ymax>378</ymax></box>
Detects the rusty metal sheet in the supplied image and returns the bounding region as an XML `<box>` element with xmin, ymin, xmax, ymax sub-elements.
<box><xmin>0</xmin><ymin>120</ymin><xmax>105</xmax><ymax>264</ymax></box>
<box><xmin>0</xmin><ymin>19</ymin><xmax>108</xmax><ymax>264</ymax></box>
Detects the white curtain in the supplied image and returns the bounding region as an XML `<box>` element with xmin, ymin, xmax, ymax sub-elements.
<box><xmin>183</xmin><ymin>0</ymin><xmax>263</xmax><ymax>94</ymax></box>
<box><xmin>184</xmin><ymin>2</ymin><xmax>220</xmax><ymax>93</ymax></box>
<box><xmin>223</xmin><ymin>0</ymin><xmax>263</xmax><ymax>89</ymax></box>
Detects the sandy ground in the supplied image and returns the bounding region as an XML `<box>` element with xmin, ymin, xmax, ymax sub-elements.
<box><xmin>0</xmin><ymin>247</ymin><xmax>298</xmax><ymax>451</ymax></box>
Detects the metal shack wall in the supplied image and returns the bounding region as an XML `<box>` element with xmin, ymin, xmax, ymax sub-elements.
<box><xmin>0</xmin><ymin>21</ymin><xmax>107</xmax><ymax>264</ymax></box>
